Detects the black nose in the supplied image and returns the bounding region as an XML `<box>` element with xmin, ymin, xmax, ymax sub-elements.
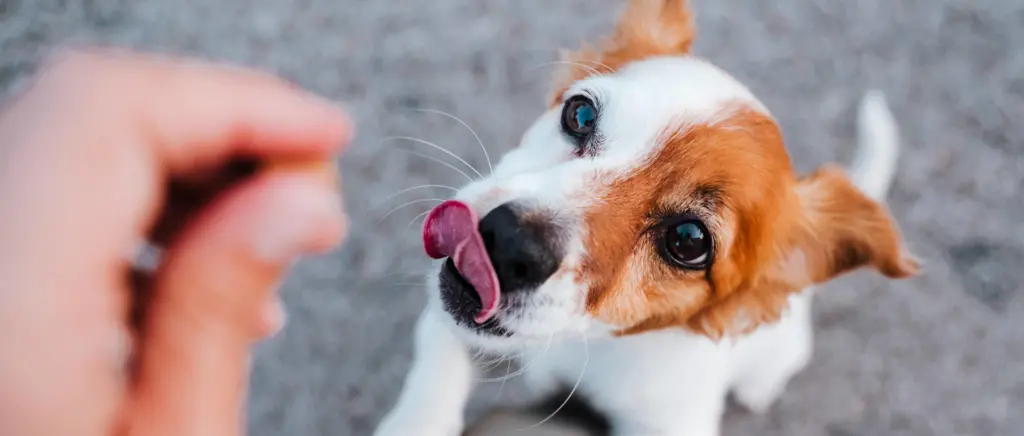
<box><xmin>478</xmin><ymin>203</ymin><xmax>562</xmax><ymax>293</ymax></box>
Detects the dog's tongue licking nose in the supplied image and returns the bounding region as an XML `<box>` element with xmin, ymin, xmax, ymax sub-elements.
<box><xmin>422</xmin><ymin>200</ymin><xmax>500</xmax><ymax>324</ymax></box>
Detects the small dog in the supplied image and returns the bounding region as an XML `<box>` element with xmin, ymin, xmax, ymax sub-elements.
<box><xmin>375</xmin><ymin>1</ymin><xmax>919</xmax><ymax>435</ymax></box>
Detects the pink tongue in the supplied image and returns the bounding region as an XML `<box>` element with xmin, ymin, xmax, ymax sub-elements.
<box><xmin>422</xmin><ymin>200</ymin><xmax>501</xmax><ymax>324</ymax></box>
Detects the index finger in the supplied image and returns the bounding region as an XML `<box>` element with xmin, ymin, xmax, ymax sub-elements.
<box><xmin>35</xmin><ymin>48</ymin><xmax>353</xmax><ymax>174</ymax></box>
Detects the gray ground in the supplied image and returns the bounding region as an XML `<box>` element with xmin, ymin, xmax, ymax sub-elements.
<box><xmin>3</xmin><ymin>0</ymin><xmax>1023</xmax><ymax>435</ymax></box>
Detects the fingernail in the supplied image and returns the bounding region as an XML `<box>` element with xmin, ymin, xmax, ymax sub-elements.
<box><xmin>253</xmin><ymin>180</ymin><xmax>343</xmax><ymax>263</ymax></box>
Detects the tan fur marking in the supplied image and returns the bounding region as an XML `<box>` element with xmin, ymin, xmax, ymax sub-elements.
<box><xmin>579</xmin><ymin>109</ymin><xmax>918</xmax><ymax>340</ymax></box>
<box><xmin>580</xmin><ymin>108</ymin><xmax>794</xmax><ymax>336</ymax></box>
<box><xmin>548</xmin><ymin>0</ymin><xmax>917</xmax><ymax>341</ymax></box>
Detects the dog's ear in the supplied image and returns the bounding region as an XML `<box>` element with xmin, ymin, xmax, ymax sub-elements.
<box><xmin>782</xmin><ymin>165</ymin><xmax>920</xmax><ymax>285</ymax></box>
<box><xmin>685</xmin><ymin>165</ymin><xmax>919</xmax><ymax>339</ymax></box>
<box><xmin>548</xmin><ymin>0</ymin><xmax>697</xmax><ymax>106</ymax></box>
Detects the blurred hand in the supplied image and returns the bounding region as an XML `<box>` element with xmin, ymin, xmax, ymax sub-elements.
<box><xmin>0</xmin><ymin>49</ymin><xmax>352</xmax><ymax>436</ymax></box>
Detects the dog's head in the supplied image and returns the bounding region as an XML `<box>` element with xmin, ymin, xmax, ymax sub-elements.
<box><xmin>423</xmin><ymin>0</ymin><xmax>918</xmax><ymax>349</ymax></box>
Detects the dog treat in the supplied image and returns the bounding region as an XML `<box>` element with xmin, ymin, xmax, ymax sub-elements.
<box><xmin>422</xmin><ymin>200</ymin><xmax>501</xmax><ymax>324</ymax></box>
<box><xmin>129</xmin><ymin>156</ymin><xmax>338</xmax><ymax>335</ymax></box>
<box><xmin>263</xmin><ymin>157</ymin><xmax>338</xmax><ymax>183</ymax></box>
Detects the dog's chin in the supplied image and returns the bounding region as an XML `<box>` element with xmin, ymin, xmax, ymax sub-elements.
<box><xmin>435</xmin><ymin>259</ymin><xmax>592</xmax><ymax>351</ymax></box>
<box><xmin>437</xmin><ymin>258</ymin><xmax>511</xmax><ymax>338</ymax></box>
<box><xmin>434</xmin><ymin>259</ymin><xmax>548</xmax><ymax>351</ymax></box>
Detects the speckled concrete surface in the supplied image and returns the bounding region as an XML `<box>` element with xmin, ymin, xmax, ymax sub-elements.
<box><xmin>2</xmin><ymin>1</ymin><xmax>1022</xmax><ymax>435</ymax></box>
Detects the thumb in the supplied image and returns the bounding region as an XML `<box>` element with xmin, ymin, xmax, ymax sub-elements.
<box><xmin>122</xmin><ymin>171</ymin><xmax>344</xmax><ymax>436</ymax></box>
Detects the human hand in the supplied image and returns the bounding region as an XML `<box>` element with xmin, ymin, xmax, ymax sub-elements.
<box><xmin>0</xmin><ymin>49</ymin><xmax>352</xmax><ymax>435</ymax></box>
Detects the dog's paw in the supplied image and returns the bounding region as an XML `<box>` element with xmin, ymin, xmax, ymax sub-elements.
<box><xmin>373</xmin><ymin>411</ymin><xmax>463</xmax><ymax>436</ymax></box>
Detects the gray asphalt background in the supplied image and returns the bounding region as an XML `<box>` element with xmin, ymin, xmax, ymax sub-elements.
<box><xmin>2</xmin><ymin>1</ymin><xmax>1022</xmax><ymax>435</ymax></box>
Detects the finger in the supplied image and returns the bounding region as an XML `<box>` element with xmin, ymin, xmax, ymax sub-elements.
<box><xmin>0</xmin><ymin>47</ymin><xmax>352</xmax><ymax>284</ymax></box>
<box><xmin>35</xmin><ymin>48</ymin><xmax>353</xmax><ymax>174</ymax></box>
<box><xmin>123</xmin><ymin>172</ymin><xmax>344</xmax><ymax>436</ymax></box>
<box><xmin>148</xmin><ymin>157</ymin><xmax>339</xmax><ymax>247</ymax></box>
<box><xmin>147</xmin><ymin>158</ymin><xmax>262</xmax><ymax>247</ymax></box>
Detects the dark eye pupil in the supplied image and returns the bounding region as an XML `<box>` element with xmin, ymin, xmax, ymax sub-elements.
<box><xmin>665</xmin><ymin>221</ymin><xmax>710</xmax><ymax>267</ymax></box>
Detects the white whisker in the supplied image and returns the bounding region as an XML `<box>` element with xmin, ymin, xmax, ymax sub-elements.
<box><xmin>373</xmin><ymin>184</ymin><xmax>458</xmax><ymax>210</ymax></box>
<box><xmin>495</xmin><ymin>358</ymin><xmax>514</xmax><ymax>400</ymax></box>
<box><xmin>376</xmin><ymin>198</ymin><xmax>445</xmax><ymax>225</ymax></box>
<box><xmin>472</xmin><ymin>349</ymin><xmax>515</xmax><ymax>371</ymax></box>
<box><xmin>576</xmin><ymin>59</ymin><xmax>616</xmax><ymax>74</ymax></box>
<box><xmin>474</xmin><ymin>349</ymin><xmax>511</xmax><ymax>366</ymax></box>
<box><xmin>384</xmin><ymin>136</ymin><xmax>485</xmax><ymax>179</ymax></box>
<box><xmin>477</xmin><ymin>334</ymin><xmax>553</xmax><ymax>383</ymax></box>
<box><xmin>480</xmin><ymin>353</ymin><xmax>517</xmax><ymax>372</ymax></box>
<box><xmin>518</xmin><ymin>335</ymin><xmax>589</xmax><ymax>431</ymax></box>
<box><xmin>404</xmin><ymin>209</ymin><xmax>433</xmax><ymax>233</ymax></box>
<box><xmin>398</xmin><ymin>149</ymin><xmax>475</xmax><ymax>183</ymax></box>
<box><xmin>527</xmin><ymin>60</ymin><xmax>603</xmax><ymax>77</ymax></box>
<box><xmin>415</xmin><ymin>108</ymin><xmax>493</xmax><ymax>175</ymax></box>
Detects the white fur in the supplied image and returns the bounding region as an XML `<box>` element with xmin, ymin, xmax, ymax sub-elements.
<box><xmin>374</xmin><ymin>51</ymin><xmax>900</xmax><ymax>436</ymax></box>
<box><xmin>446</xmin><ymin>56</ymin><xmax>769</xmax><ymax>350</ymax></box>
<box><xmin>374</xmin><ymin>297</ymin><xmax>472</xmax><ymax>436</ymax></box>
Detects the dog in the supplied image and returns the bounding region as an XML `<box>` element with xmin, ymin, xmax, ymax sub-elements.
<box><xmin>374</xmin><ymin>1</ymin><xmax>919</xmax><ymax>435</ymax></box>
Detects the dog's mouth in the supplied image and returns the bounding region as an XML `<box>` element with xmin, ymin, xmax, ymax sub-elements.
<box><xmin>438</xmin><ymin>256</ymin><xmax>514</xmax><ymax>338</ymax></box>
<box><xmin>422</xmin><ymin>200</ymin><xmax>501</xmax><ymax>323</ymax></box>
<box><xmin>442</xmin><ymin>257</ymin><xmax>478</xmax><ymax>304</ymax></box>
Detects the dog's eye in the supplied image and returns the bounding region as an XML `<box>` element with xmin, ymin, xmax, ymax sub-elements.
<box><xmin>560</xmin><ymin>95</ymin><xmax>598</xmax><ymax>145</ymax></box>
<box><xmin>662</xmin><ymin>220</ymin><xmax>711</xmax><ymax>269</ymax></box>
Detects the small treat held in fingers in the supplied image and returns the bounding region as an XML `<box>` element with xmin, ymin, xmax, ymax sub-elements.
<box><xmin>129</xmin><ymin>156</ymin><xmax>339</xmax><ymax>317</ymax></box>
<box><xmin>149</xmin><ymin>156</ymin><xmax>337</xmax><ymax>246</ymax></box>
<box><xmin>263</xmin><ymin>158</ymin><xmax>338</xmax><ymax>184</ymax></box>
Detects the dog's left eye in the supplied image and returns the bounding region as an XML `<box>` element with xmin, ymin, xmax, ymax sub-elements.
<box><xmin>561</xmin><ymin>95</ymin><xmax>598</xmax><ymax>149</ymax></box>
<box><xmin>661</xmin><ymin>219</ymin><xmax>712</xmax><ymax>269</ymax></box>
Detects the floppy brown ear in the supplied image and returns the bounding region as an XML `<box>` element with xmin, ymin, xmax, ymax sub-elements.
<box><xmin>548</xmin><ymin>0</ymin><xmax>697</xmax><ymax>106</ymax></box>
<box><xmin>784</xmin><ymin>164</ymin><xmax>920</xmax><ymax>286</ymax></box>
<box><xmin>684</xmin><ymin>164</ymin><xmax>919</xmax><ymax>340</ymax></box>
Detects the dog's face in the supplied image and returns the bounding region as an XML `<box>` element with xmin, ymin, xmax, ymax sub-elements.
<box><xmin>424</xmin><ymin>0</ymin><xmax>918</xmax><ymax>350</ymax></box>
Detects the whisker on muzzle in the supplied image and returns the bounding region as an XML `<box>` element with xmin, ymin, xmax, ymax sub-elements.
<box><xmin>375</xmin><ymin>198</ymin><xmax>446</xmax><ymax>225</ymax></box>
<box><xmin>517</xmin><ymin>334</ymin><xmax>589</xmax><ymax>431</ymax></box>
<box><xmin>475</xmin><ymin>333</ymin><xmax>555</xmax><ymax>383</ymax></box>
<box><xmin>396</xmin><ymin>148</ymin><xmax>476</xmax><ymax>183</ymax></box>
<box><xmin>413</xmin><ymin>108</ymin><xmax>494</xmax><ymax>176</ymax></box>
<box><xmin>372</xmin><ymin>184</ymin><xmax>459</xmax><ymax>210</ymax></box>
<box><xmin>383</xmin><ymin>135</ymin><xmax>485</xmax><ymax>179</ymax></box>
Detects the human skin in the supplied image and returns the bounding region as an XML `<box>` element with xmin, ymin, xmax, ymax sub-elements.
<box><xmin>0</xmin><ymin>48</ymin><xmax>352</xmax><ymax>436</ymax></box>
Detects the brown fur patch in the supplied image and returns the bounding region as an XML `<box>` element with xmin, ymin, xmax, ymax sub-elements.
<box><xmin>579</xmin><ymin>107</ymin><xmax>795</xmax><ymax>336</ymax></box>
<box><xmin>578</xmin><ymin>108</ymin><xmax>919</xmax><ymax>340</ymax></box>
<box><xmin>680</xmin><ymin>167</ymin><xmax>919</xmax><ymax>339</ymax></box>
<box><xmin>789</xmin><ymin>165</ymin><xmax>921</xmax><ymax>282</ymax></box>
<box><xmin>548</xmin><ymin>0</ymin><xmax>697</xmax><ymax>106</ymax></box>
<box><xmin>541</xmin><ymin>1</ymin><xmax>917</xmax><ymax>341</ymax></box>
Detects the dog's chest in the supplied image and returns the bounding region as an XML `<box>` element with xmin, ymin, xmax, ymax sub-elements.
<box><xmin>522</xmin><ymin>331</ymin><xmax>732</xmax><ymax>411</ymax></box>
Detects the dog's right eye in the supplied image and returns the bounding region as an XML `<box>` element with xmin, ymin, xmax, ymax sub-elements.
<box><xmin>660</xmin><ymin>219</ymin><xmax>712</xmax><ymax>270</ymax></box>
<box><xmin>560</xmin><ymin>95</ymin><xmax>598</xmax><ymax>153</ymax></box>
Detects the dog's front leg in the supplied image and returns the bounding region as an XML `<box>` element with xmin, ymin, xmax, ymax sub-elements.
<box><xmin>374</xmin><ymin>307</ymin><xmax>474</xmax><ymax>436</ymax></box>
